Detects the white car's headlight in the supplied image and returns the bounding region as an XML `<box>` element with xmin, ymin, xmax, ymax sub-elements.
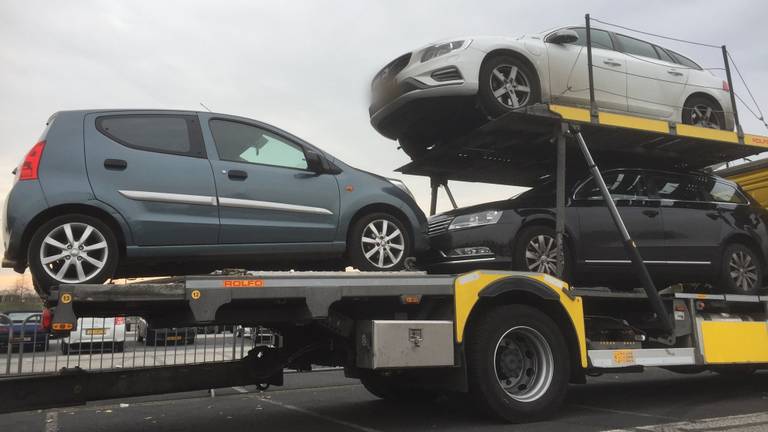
<box><xmin>449</xmin><ymin>210</ymin><xmax>502</xmax><ymax>230</ymax></box>
<box><xmin>421</xmin><ymin>40</ymin><xmax>468</xmax><ymax>63</ymax></box>
<box><xmin>388</xmin><ymin>178</ymin><xmax>414</xmax><ymax>199</ymax></box>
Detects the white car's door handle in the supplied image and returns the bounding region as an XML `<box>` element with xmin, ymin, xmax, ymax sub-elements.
<box><xmin>667</xmin><ymin>69</ymin><xmax>684</xmax><ymax>77</ymax></box>
<box><xmin>602</xmin><ymin>60</ymin><xmax>622</xmax><ymax>67</ymax></box>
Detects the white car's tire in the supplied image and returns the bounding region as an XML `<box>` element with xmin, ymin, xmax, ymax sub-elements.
<box><xmin>479</xmin><ymin>55</ymin><xmax>540</xmax><ymax>118</ymax></box>
<box><xmin>682</xmin><ymin>95</ymin><xmax>726</xmax><ymax>130</ymax></box>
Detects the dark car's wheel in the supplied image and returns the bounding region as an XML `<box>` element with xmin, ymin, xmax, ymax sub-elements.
<box><xmin>467</xmin><ymin>304</ymin><xmax>570</xmax><ymax>422</ymax></box>
<box><xmin>514</xmin><ymin>225</ymin><xmax>569</xmax><ymax>280</ymax></box>
<box><xmin>479</xmin><ymin>55</ymin><xmax>541</xmax><ymax>118</ymax></box>
<box><xmin>28</xmin><ymin>214</ymin><xmax>119</xmax><ymax>297</ymax></box>
<box><xmin>683</xmin><ymin>95</ymin><xmax>726</xmax><ymax>130</ymax></box>
<box><xmin>349</xmin><ymin>212</ymin><xmax>411</xmax><ymax>271</ymax></box>
<box><xmin>720</xmin><ymin>243</ymin><xmax>763</xmax><ymax>294</ymax></box>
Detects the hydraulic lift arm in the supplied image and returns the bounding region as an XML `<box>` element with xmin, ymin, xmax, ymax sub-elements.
<box><xmin>570</xmin><ymin>126</ymin><xmax>674</xmax><ymax>332</ymax></box>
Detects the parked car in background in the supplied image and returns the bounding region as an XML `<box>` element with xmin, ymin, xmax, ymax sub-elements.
<box><xmin>235</xmin><ymin>326</ymin><xmax>277</xmax><ymax>347</ymax></box>
<box><xmin>421</xmin><ymin>168</ymin><xmax>768</xmax><ymax>294</ymax></box>
<box><xmin>62</xmin><ymin>317</ymin><xmax>126</xmax><ymax>354</ymax></box>
<box><xmin>137</xmin><ymin>318</ymin><xmax>196</xmax><ymax>346</ymax></box>
<box><xmin>3</xmin><ymin>110</ymin><xmax>428</xmax><ymax>298</ymax></box>
<box><xmin>370</xmin><ymin>25</ymin><xmax>734</xmax><ymax>157</ymax></box>
<box><xmin>0</xmin><ymin>311</ymin><xmax>48</xmax><ymax>352</ymax></box>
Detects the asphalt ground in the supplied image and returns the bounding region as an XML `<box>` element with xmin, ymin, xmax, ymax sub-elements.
<box><xmin>1</xmin><ymin>368</ymin><xmax>766</xmax><ymax>431</ymax></box>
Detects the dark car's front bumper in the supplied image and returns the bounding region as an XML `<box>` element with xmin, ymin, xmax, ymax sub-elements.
<box><xmin>419</xmin><ymin>223</ymin><xmax>515</xmax><ymax>274</ymax></box>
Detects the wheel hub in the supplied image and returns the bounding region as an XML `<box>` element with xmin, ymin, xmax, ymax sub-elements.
<box><xmin>39</xmin><ymin>222</ymin><xmax>108</xmax><ymax>284</ymax></box>
<box><xmin>361</xmin><ymin>219</ymin><xmax>405</xmax><ymax>269</ymax></box>
<box><xmin>490</xmin><ymin>64</ymin><xmax>531</xmax><ymax>109</ymax></box>
<box><xmin>493</xmin><ymin>326</ymin><xmax>554</xmax><ymax>402</ymax></box>
<box><xmin>729</xmin><ymin>250</ymin><xmax>757</xmax><ymax>291</ymax></box>
<box><xmin>525</xmin><ymin>234</ymin><xmax>559</xmax><ymax>275</ymax></box>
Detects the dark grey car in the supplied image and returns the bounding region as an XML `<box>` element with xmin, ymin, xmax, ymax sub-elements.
<box><xmin>4</xmin><ymin>110</ymin><xmax>427</xmax><ymax>297</ymax></box>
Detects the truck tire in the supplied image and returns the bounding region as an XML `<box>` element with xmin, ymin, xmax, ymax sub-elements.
<box><xmin>466</xmin><ymin>304</ymin><xmax>570</xmax><ymax>422</ymax></box>
<box><xmin>360</xmin><ymin>372</ymin><xmax>438</xmax><ymax>403</ymax></box>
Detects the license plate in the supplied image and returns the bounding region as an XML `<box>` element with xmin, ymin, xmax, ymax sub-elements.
<box><xmin>86</xmin><ymin>328</ymin><xmax>106</xmax><ymax>336</ymax></box>
<box><xmin>613</xmin><ymin>350</ymin><xmax>635</xmax><ymax>365</ymax></box>
<box><xmin>166</xmin><ymin>335</ymin><xmax>182</xmax><ymax>341</ymax></box>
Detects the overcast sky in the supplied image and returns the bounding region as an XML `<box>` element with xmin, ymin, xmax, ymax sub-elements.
<box><xmin>1</xmin><ymin>0</ymin><xmax>767</xmax><ymax>287</ymax></box>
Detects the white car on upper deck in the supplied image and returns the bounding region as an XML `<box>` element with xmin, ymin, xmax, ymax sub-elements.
<box><xmin>369</xmin><ymin>25</ymin><xmax>735</xmax><ymax>158</ymax></box>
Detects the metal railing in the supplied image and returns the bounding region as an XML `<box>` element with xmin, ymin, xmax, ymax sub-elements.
<box><xmin>582</xmin><ymin>13</ymin><xmax>746</xmax><ymax>137</ymax></box>
<box><xmin>0</xmin><ymin>313</ymin><xmax>275</xmax><ymax>377</ymax></box>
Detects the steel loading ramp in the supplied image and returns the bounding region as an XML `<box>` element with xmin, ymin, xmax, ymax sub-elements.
<box><xmin>398</xmin><ymin>103</ymin><xmax>768</xmax><ymax>186</ymax></box>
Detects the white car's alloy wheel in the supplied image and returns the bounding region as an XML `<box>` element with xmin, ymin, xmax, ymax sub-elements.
<box><xmin>39</xmin><ymin>222</ymin><xmax>109</xmax><ymax>283</ymax></box>
<box><xmin>691</xmin><ymin>104</ymin><xmax>722</xmax><ymax>129</ymax></box>
<box><xmin>361</xmin><ymin>219</ymin><xmax>405</xmax><ymax>269</ymax></box>
<box><xmin>490</xmin><ymin>64</ymin><xmax>532</xmax><ymax>109</ymax></box>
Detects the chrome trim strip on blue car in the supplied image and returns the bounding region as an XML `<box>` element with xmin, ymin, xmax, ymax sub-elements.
<box><xmin>218</xmin><ymin>197</ymin><xmax>333</xmax><ymax>215</ymax></box>
<box><xmin>118</xmin><ymin>190</ymin><xmax>218</xmax><ymax>206</ymax></box>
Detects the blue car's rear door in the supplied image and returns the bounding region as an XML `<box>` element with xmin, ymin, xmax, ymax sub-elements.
<box><xmin>84</xmin><ymin>112</ymin><xmax>219</xmax><ymax>246</ymax></box>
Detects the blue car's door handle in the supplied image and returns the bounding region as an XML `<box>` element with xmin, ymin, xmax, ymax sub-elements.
<box><xmin>104</xmin><ymin>159</ymin><xmax>127</xmax><ymax>170</ymax></box>
<box><xmin>227</xmin><ymin>170</ymin><xmax>248</xmax><ymax>181</ymax></box>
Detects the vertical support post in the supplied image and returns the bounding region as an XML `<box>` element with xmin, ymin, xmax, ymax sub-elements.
<box><xmin>585</xmin><ymin>13</ymin><xmax>598</xmax><ymax>121</ymax></box>
<box><xmin>572</xmin><ymin>127</ymin><xmax>674</xmax><ymax>333</ymax></box>
<box><xmin>442</xmin><ymin>181</ymin><xmax>458</xmax><ymax>209</ymax></box>
<box><xmin>721</xmin><ymin>45</ymin><xmax>742</xmax><ymax>138</ymax></box>
<box><xmin>555</xmin><ymin>123</ymin><xmax>567</xmax><ymax>279</ymax></box>
<box><xmin>429</xmin><ymin>177</ymin><xmax>440</xmax><ymax>216</ymax></box>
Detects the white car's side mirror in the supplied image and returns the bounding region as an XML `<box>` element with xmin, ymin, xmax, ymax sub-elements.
<box><xmin>546</xmin><ymin>29</ymin><xmax>579</xmax><ymax>45</ymax></box>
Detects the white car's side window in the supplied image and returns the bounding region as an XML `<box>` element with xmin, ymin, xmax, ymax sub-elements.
<box><xmin>615</xmin><ymin>34</ymin><xmax>658</xmax><ymax>60</ymax></box>
<box><xmin>567</xmin><ymin>28</ymin><xmax>614</xmax><ymax>51</ymax></box>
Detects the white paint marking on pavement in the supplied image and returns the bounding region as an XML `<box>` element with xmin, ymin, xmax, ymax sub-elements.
<box><xmin>259</xmin><ymin>396</ymin><xmax>382</xmax><ymax>432</ymax></box>
<box><xmin>231</xmin><ymin>386</ymin><xmax>248</xmax><ymax>393</ymax></box>
<box><xmin>602</xmin><ymin>412</ymin><xmax>768</xmax><ymax>432</ymax></box>
<box><xmin>44</xmin><ymin>411</ymin><xmax>58</xmax><ymax>432</ymax></box>
<box><xmin>572</xmin><ymin>404</ymin><xmax>679</xmax><ymax>420</ymax></box>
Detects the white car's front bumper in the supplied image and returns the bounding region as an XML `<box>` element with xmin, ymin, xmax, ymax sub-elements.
<box><xmin>369</xmin><ymin>46</ymin><xmax>487</xmax><ymax>139</ymax></box>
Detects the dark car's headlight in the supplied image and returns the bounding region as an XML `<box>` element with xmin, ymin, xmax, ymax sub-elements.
<box><xmin>448</xmin><ymin>210</ymin><xmax>501</xmax><ymax>230</ymax></box>
<box><xmin>421</xmin><ymin>40</ymin><xmax>466</xmax><ymax>63</ymax></box>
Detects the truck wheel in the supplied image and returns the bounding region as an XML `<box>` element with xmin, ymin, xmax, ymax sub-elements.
<box><xmin>360</xmin><ymin>372</ymin><xmax>438</xmax><ymax>403</ymax></box>
<box><xmin>466</xmin><ymin>304</ymin><xmax>570</xmax><ymax>422</ymax></box>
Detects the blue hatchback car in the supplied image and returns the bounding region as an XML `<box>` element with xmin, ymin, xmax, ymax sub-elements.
<box><xmin>3</xmin><ymin>110</ymin><xmax>427</xmax><ymax>297</ymax></box>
